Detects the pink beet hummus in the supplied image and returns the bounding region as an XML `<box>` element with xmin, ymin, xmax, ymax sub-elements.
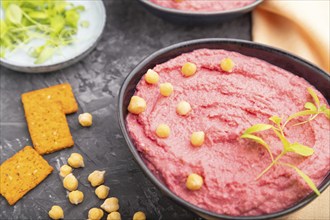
<box><xmin>149</xmin><ymin>0</ymin><xmax>256</xmax><ymax>12</ymax></box>
<box><xmin>126</xmin><ymin>49</ymin><xmax>330</xmax><ymax>216</ymax></box>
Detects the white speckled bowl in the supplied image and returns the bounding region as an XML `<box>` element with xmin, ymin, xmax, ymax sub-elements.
<box><xmin>0</xmin><ymin>0</ymin><xmax>106</xmax><ymax>73</ymax></box>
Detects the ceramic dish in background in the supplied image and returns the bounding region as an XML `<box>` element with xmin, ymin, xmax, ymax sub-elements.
<box><xmin>0</xmin><ymin>0</ymin><xmax>106</xmax><ymax>73</ymax></box>
<box><xmin>118</xmin><ymin>39</ymin><xmax>330</xmax><ymax>220</ymax></box>
<box><xmin>137</xmin><ymin>0</ymin><xmax>263</xmax><ymax>24</ymax></box>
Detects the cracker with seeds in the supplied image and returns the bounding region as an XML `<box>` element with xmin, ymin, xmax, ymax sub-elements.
<box><xmin>0</xmin><ymin>146</ymin><xmax>53</xmax><ymax>205</ymax></box>
<box><xmin>21</xmin><ymin>83</ymin><xmax>78</xmax><ymax>114</ymax></box>
<box><xmin>22</xmin><ymin>83</ymin><xmax>77</xmax><ymax>154</ymax></box>
<box><xmin>23</xmin><ymin>100</ymin><xmax>74</xmax><ymax>154</ymax></box>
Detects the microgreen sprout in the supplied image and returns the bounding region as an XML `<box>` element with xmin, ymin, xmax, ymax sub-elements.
<box><xmin>0</xmin><ymin>1</ymin><xmax>89</xmax><ymax>64</ymax></box>
<box><xmin>241</xmin><ymin>87</ymin><xmax>329</xmax><ymax>196</ymax></box>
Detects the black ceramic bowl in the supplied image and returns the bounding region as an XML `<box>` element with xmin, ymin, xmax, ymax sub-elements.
<box><xmin>118</xmin><ymin>39</ymin><xmax>330</xmax><ymax>220</ymax></box>
<box><xmin>137</xmin><ymin>0</ymin><xmax>263</xmax><ymax>24</ymax></box>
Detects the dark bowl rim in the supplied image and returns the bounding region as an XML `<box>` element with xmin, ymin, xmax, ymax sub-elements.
<box><xmin>138</xmin><ymin>0</ymin><xmax>263</xmax><ymax>16</ymax></box>
<box><xmin>118</xmin><ymin>38</ymin><xmax>330</xmax><ymax>220</ymax></box>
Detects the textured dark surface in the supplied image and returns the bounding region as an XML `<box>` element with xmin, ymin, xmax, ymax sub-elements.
<box><xmin>0</xmin><ymin>0</ymin><xmax>251</xmax><ymax>219</ymax></box>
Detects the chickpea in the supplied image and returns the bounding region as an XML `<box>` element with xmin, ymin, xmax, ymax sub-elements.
<box><xmin>107</xmin><ymin>212</ymin><xmax>121</xmax><ymax>220</ymax></box>
<box><xmin>78</xmin><ymin>113</ymin><xmax>93</xmax><ymax>127</ymax></box>
<box><xmin>176</xmin><ymin>101</ymin><xmax>191</xmax><ymax>116</ymax></box>
<box><xmin>88</xmin><ymin>170</ymin><xmax>106</xmax><ymax>187</ymax></box>
<box><xmin>48</xmin><ymin>205</ymin><xmax>64</xmax><ymax>220</ymax></box>
<box><xmin>220</xmin><ymin>58</ymin><xmax>235</xmax><ymax>72</ymax></box>
<box><xmin>88</xmin><ymin>208</ymin><xmax>104</xmax><ymax>220</ymax></box>
<box><xmin>101</xmin><ymin>197</ymin><xmax>119</xmax><ymax>213</ymax></box>
<box><xmin>59</xmin><ymin>164</ymin><xmax>72</xmax><ymax>178</ymax></box>
<box><xmin>63</xmin><ymin>173</ymin><xmax>78</xmax><ymax>191</ymax></box>
<box><xmin>155</xmin><ymin>124</ymin><xmax>170</xmax><ymax>138</ymax></box>
<box><xmin>67</xmin><ymin>153</ymin><xmax>85</xmax><ymax>168</ymax></box>
<box><xmin>144</xmin><ymin>69</ymin><xmax>159</xmax><ymax>84</ymax></box>
<box><xmin>159</xmin><ymin>83</ymin><xmax>173</xmax><ymax>97</ymax></box>
<box><xmin>68</xmin><ymin>190</ymin><xmax>84</xmax><ymax>205</ymax></box>
<box><xmin>186</xmin><ymin>173</ymin><xmax>203</xmax><ymax>191</ymax></box>
<box><xmin>181</xmin><ymin>62</ymin><xmax>197</xmax><ymax>77</ymax></box>
<box><xmin>190</xmin><ymin>131</ymin><xmax>205</xmax><ymax>147</ymax></box>
<box><xmin>133</xmin><ymin>211</ymin><xmax>146</xmax><ymax>220</ymax></box>
<box><xmin>128</xmin><ymin>96</ymin><xmax>147</xmax><ymax>115</ymax></box>
<box><xmin>95</xmin><ymin>185</ymin><xmax>110</xmax><ymax>199</ymax></box>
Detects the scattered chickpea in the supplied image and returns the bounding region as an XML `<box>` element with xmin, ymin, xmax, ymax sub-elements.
<box><xmin>48</xmin><ymin>205</ymin><xmax>64</xmax><ymax>220</ymax></box>
<box><xmin>78</xmin><ymin>113</ymin><xmax>93</xmax><ymax>127</ymax></box>
<box><xmin>133</xmin><ymin>211</ymin><xmax>146</xmax><ymax>220</ymax></box>
<box><xmin>181</xmin><ymin>62</ymin><xmax>197</xmax><ymax>77</ymax></box>
<box><xmin>186</xmin><ymin>173</ymin><xmax>203</xmax><ymax>191</ymax></box>
<box><xmin>176</xmin><ymin>101</ymin><xmax>191</xmax><ymax>116</ymax></box>
<box><xmin>220</xmin><ymin>58</ymin><xmax>235</xmax><ymax>72</ymax></box>
<box><xmin>159</xmin><ymin>83</ymin><xmax>173</xmax><ymax>97</ymax></box>
<box><xmin>155</xmin><ymin>124</ymin><xmax>170</xmax><ymax>138</ymax></box>
<box><xmin>128</xmin><ymin>96</ymin><xmax>147</xmax><ymax>114</ymax></box>
<box><xmin>88</xmin><ymin>170</ymin><xmax>106</xmax><ymax>187</ymax></box>
<box><xmin>101</xmin><ymin>197</ymin><xmax>119</xmax><ymax>213</ymax></box>
<box><xmin>190</xmin><ymin>131</ymin><xmax>205</xmax><ymax>147</ymax></box>
<box><xmin>88</xmin><ymin>208</ymin><xmax>104</xmax><ymax>220</ymax></box>
<box><xmin>68</xmin><ymin>153</ymin><xmax>85</xmax><ymax>168</ymax></box>
<box><xmin>107</xmin><ymin>212</ymin><xmax>121</xmax><ymax>220</ymax></box>
<box><xmin>144</xmin><ymin>69</ymin><xmax>159</xmax><ymax>84</ymax></box>
<box><xmin>59</xmin><ymin>164</ymin><xmax>72</xmax><ymax>178</ymax></box>
<box><xmin>95</xmin><ymin>185</ymin><xmax>110</xmax><ymax>199</ymax></box>
<box><xmin>63</xmin><ymin>173</ymin><xmax>78</xmax><ymax>191</ymax></box>
<box><xmin>68</xmin><ymin>190</ymin><xmax>84</xmax><ymax>205</ymax></box>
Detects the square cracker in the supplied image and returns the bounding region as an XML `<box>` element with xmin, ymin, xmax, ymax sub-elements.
<box><xmin>23</xmin><ymin>100</ymin><xmax>74</xmax><ymax>154</ymax></box>
<box><xmin>21</xmin><ymin>83</ymin><xmax>78</xmax><ymax>114</ymax></box>
<box><xmin>0</xmin><ymin>146</ymin><xmax>53</xmax><ymax>205</ymax></box>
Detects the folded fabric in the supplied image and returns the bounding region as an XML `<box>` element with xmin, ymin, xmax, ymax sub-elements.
<box><xmin>252</xmin><ymin>0</ymin><xmax>330</xmax><ymax>73</ymax></box>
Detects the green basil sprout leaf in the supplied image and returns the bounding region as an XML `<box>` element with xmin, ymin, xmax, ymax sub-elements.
<box><xmin>287</xmin><ymin>110</ymin><xmax>317</xmax><ymax>123</ymax></box>
<box><xmin>243</xmin><ymin>124</ymin><xmax>272</xmax><ymax>135</ymax></box>
<box><xmin>269</xmin><ymin>115</ymin><xmax>282</xmax><ymax>126</ymax></box>
<box><xmin>29</xmin><ymin>45</ymin><xmax>44</xmax><ymax>58</ymax></box>
<box><xmin>304</xmin><ymin>102</ymin><xmax>317</xmax><ymax>111</ymax></box>
<box><xmin>307</xmin><ymin>87</ymin><xmax>320</xmax><ymax>107</ymax></box>
<box><xmin>273</xmin><ymin>129</ymin><xmax>291</xmax><ymax>151</ymax></box>
<box><xmin>288</xmin><ymin>143</ymin><xmax>314</xmax><ymax>156</ymax></box>
<box><xmin>6</xmin><ymin>4</ymin><xmax>23</xmax><ymax>24</ymax></box>
<box><xmin>65</xmin><ymin>10</ymin><xmax>80</xmax><ymax>28</ymax></box>
<box><xmin>54</xmin><ymin>2</ymin><xmax>68</xmax><ymax>14</ymax></box>
<box><xmin>241</xmin><ymin>134</ymin><xmax>274</xmax><ymax>160</ymax></box>
<box><xmin>322</xmin><ymin>108</ymin><xmax>330</xmax><ymax>119</ymax></box>
<box><xmin>34</xmin><ymin>46</ymin><xmax>57</xmax><ymax>64</ymax></box>
<box><xmin>289</xmin><ymin>164</ymin><xmax>320</xmax><ymax>196</ymax></box>
<box><xmin>28</xmin><ymin>11</ymin><xmax>48</xmax><ymax>20</ymax></box>
<box><xmin>0</xmin><ymin>21</ymin><xmax>8</xmax><ymax>38</ymax></box>
<box><xmin>50</xmin><ymin>15</ymin><xmax>65</xmax><ymax>34</ymax></box>
<box><xmin>1</xmin><ymin>1</ymin><xmax>11</xmax><ymax>9</ymax></box>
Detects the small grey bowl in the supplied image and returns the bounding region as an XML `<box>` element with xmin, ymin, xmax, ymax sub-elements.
<box><xmin>137</xmin><ymin>0</ymin><xmax>263</xmax><ymax>24</ymax></box>
<box><xmin>0</xmin><ymin>0</ymin><xmax>106</xmax><ymax>73</ymax></box>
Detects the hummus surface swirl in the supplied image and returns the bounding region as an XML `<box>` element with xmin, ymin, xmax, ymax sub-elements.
<box><xmin>126</xmin><ymin>49</ymin><xmax>330</xmax><ymax>216</ymax></box>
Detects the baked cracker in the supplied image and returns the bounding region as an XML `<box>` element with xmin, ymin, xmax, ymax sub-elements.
<box><xmin>21</xmin><ymin>83</ymin><xmax>78</xmax><ymax>114</ymax></box>
<box><xmin>22</xmin><ymin>100</ymin><xmax>74</xmax><ymax>154</ymax></box>
<box><xmin>0</xmin><ymin>146</ymin><xmax>53</xmax><ymax>205</ymax></box>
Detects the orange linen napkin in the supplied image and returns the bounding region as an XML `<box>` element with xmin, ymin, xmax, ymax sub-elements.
<box><xmin>252</xmin><ymin>0</ymin><xmax>330</xmax><ymax>73</ymax></box>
